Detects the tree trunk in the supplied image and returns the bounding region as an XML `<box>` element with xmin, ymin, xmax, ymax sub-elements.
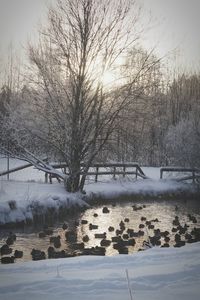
<box><xmin>64</xmin><ymin>174</ymin><xmax>80</xmax><ymax>192</ymax></box>
<box><xmin>64</xmin><ymin>157</ymin><xmax>81</xmax><ymax>192</ymax></box>
<box><xmin>79</xmin><ymin>173</ymin><xmax>87</xmax><ymax>192</ymax></box>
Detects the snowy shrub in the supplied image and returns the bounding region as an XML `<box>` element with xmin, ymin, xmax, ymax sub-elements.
<box><xmin>165</xmin><ymin>116</ymin><xmax>200</xmax><ymax>167</ymax></box>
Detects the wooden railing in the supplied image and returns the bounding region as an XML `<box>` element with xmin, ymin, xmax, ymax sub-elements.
<box><xmin>0</xmin><ymin>160</ymin><xmax>146</xmax><ymax>183</ymax></box>
<box><xmin>0</xmin><ymin>157</ymin><xmax>48</xmax><ymax>179</ymax></box>
<box><xmin>46</xmin><ymin>162</ymin><xmax>147</xmax><ymax>183</ymax></box>
<box><xmin>2</xmin><ymin>159</ymin><xmax>200</xmax><ymax>184</ymax></box>
<box><xmin>160</xmin><ymin>167</ymin><xmax>200</xmax><ymax>183</ymax></box>
<box><xmin>0</xmin><ymin>162</ymin><xmax>32</xmax><ymax>177</ymax></box>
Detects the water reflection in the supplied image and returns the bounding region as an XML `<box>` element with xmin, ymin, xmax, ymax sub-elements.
<box><xmin>77</xmin><ymin>199</ymin><xmax>200</xmax><ymax>255</ymax></box>
<box><xmin>0</xmin><ymin>199</ymin><xmax>200</xmax><ymax>263</ymax></box>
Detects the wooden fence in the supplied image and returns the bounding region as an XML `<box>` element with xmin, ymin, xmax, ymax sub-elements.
<box><xmin>160</xmin><ymin>167</ymin><xmax>200</xmax><ymax>183</ymax></box>
<box><xmin>0</xmin><ymin>160</ymin><xmax>146</xmax><ymax>183</ymax></box>
<box><xmin>0</xmin><ymin>162</ymin><xmax>32</xmax><ymax>177</ymax></box>
<box><xmin>2</xmin><ymin>159</ymin><xmax>200</xmax><ymax>184</ymax></box>
<box><xmin>46</xmin><ymin>162</ymin><xmax>147</xmax><ymax>183</ymax></box>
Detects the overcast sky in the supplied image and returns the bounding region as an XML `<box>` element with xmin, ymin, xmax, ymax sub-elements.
<box><xmin>0</xmin><ymin>0</ymin><xmax>200</xmax><ymax>72</ymax></box>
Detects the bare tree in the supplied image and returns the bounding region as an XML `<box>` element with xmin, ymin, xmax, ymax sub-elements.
<box><xmin>0</xmin><ymin>47</ymin><xmax>23</xmax><ymax>150</ymax></box>
<box><xmin>3</xmin><ymin>0</ymin><xmax>159</xmax><ymax>192</ymax></box>
<box><xmin>164</xmin><ymin>72</ymin><xmax>200</xmax><ymax>167</ymax></box>
<box><xmin>165</xmin><ymin>115</ymin><xmax>200</xmax><ymax>168</ymax></box>
<box><xmin>166</xmin><ymin>73</ymin><xmax>200</xmax><ymax>125</ymax></box>
<box><xmin>107</xmin><ymin>47</ymin><xmax>165</xmax><ymax>166</ymax></box>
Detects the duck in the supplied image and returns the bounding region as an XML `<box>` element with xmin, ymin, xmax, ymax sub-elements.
<box><xmin>65</xmin><ymin>231</ymin><xmax>77</xmax><ymax>243</ymax></box>
<box><xmin>174</xmin><ymin>240</ymin><xmax>185</xmax><ymax>247</ymax></box>
<box><xmin>102</xmin><ymin>207</ymin><xmax>110</xmax><ymax>213</ymax></box>
<box><xmin>89</xmin><ymin>223</ymin><xmax>98</xmax><ymax>230</ymax></box>
<box><xmin>31</xmin><ymin>249</ymin><xmax>46</xmax><ymax>261</ymax></box>
<box><xmin>0</xmin><ymin>244</ymin><xmax>12</xmax><ymax>256</ymax></box>
<box><xmin>100</xmin><ymin>239</ymin><xmax>111</xmax><ymax>247</ymax></box>
<box><xmin>1</xmin><ymin>256</ymin><xmax>15</xmax><ymax>264</ymax></box>
<box><xmin>6</xmin><ymin>233</ymin><xmax>16</xmax><ymax>246</ymax></box>
<box><xmin>108</xmin><ymin>226</ymin><xmax>114</xmax><ymax>232</ymax></box>
<box><xmin>95</xmin><ymin>233</ymin><xmax>106</xmax><ymax>239</ymax></box>
<box><xmin>81</xmin><ymin>220</ymin><xmax>88</xmax><ymax>225</ymax></box>
<box><xmin>122</xmin><ymin>234</ymin><xmax>129</xmax><ymax>240</ymax></box>
<box><xmin>138</xmin><ymin>230</ymin><xmax>144</xmax><ymax>236</ymax></box>
<box><xmin>48</xmin><ymin>247</ymin><xmax>69</xmax><ymax>259</ymax></box>
<box><xmin>161</xmin><ymin>243</ymin><xmax>170</xmax><ymax>248</ymax></box>
<box><xmin>14</xmin><ymin>250</ymin><xmax>23</xmax><ymax>259</ymax></box>
<box><xmin>50</xmin><ymin>235</ymin><xmax>61</xmax><ymax>248</ymax></box>
<box><xmin>139</xmin><ymin>224</ymin><xmax>145</xmax><ymax>229</ymax></box>
<box><xmin>164</xmin><ymin>236</ymin><xmax>170</xmax><ymax>243</ymax></box>
<box><xmin>82</xmin><ymin>235</ymin><xmax>89</xmax><ymax>242</ymax></box>
<box><xmin>148</xmin><ymin>224</ymin><xmax>154</xmax><ymax>230</ymax></box>
<box><xmin>124</xmin><ymin>218</ymin><xmax>129</xmax><ymax>223</ymax></box>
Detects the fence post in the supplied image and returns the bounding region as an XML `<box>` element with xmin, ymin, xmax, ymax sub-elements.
<box><xmin>7</xmin><ymin>155</ymin><xmax>10</xmax><ymax>181</ymax></box>
<box><xmin>113</xmin><ymin>166</ymin><xmax>116</xmax><ymax>179</ymax></box>
<box><xmin>192</xmin><ymin>170</ymin><xmax>195</xmax><ymax>183</ymax></box>
<box><xmin>49</xmin><ymin>174</ymin><xmax>52</xmax><ymax>184</ymax></box>
<box><xmin>136</xmin><ymin>167</ymin><xmax>138</xmax><ymax>180</ymax></box>
<box><xmin>6</xmin><ymin>141</ymin><xmax>10</xmax><ymax>180</ymax></box>
<box><xmin>95</xmin><ymin>167</ymin><xmax>99</xmax><ymax>182</ymax></box>
<box><xmin>160</xmin><ymin>169</ymin><xmax>163</xmax><ymax>179</ymax></box>
<box><xmin>45</xmin><ymin>173</ymin><xmax>48</xmax><ymax>183</ymax></box>
<box><xmin>123</xmin><ymin>165</ymin><xmax>126</xmax><ymax>178</ymax></box>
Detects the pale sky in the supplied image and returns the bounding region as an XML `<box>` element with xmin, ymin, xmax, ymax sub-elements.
<box><xmin>0</xmin><ymin>0</ymin><xmax>200</xmax><ymax>73</ymax></box>
<box><xmin>0</xmin><ymin>0</ymin><xmax>51</xmax><ymax>51</ymax></box>
<box><xmin>140</xmin><ymin>0</ymin><xmax>200</xmax><ymax>72</ymax></box>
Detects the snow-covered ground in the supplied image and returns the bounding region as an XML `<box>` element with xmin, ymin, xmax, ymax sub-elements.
<box><xmin>0</xmin><ymin>242</ymin><xmax>199</xmax><ymax>300</ymax></box>
<box><xmin>0</xmin><ymin>158</ymin><xmax>198</xmax><ymax>225</ymax></box>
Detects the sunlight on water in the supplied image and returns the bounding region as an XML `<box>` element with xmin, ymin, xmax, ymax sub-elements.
<box><xmin>77</xmin><ymin>199</ymin><xmax>200</xmax><ymax>255</ymax></box>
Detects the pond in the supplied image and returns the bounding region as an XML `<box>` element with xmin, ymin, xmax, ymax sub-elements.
<box><xmin>0</xmin><ymin>198</ymin><xmax>200</xmax><ymax>263</ymax></box>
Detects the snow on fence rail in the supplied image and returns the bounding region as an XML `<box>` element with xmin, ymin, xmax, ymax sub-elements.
<box><xmin>46</xmin><ymin>162</ymin><xmax>147</xmax><ymax>183</ymax></box>
<box><xmin>0</xmin><ymin>157</ymin><xmax>48</xmax><ymax>178</ymax></box>
<box><xmin>0</xmin><ymin>162</ymin><xmax>32</xmax><ymax>177</ymax></box>
<box><xmin>160</xmin><ymin>167</ymin><xmax>200</xmax><ymax>183</ymax></box>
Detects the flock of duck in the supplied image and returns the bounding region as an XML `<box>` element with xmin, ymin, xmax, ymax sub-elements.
<box><xmin>0</xmin><ymin>204</ymin><xmax>200</xmax><ymax>263</ymax></box>
<box><xmin>0</xmin><ymin>232</ymin><xmax>23</xmax><ymax>264</ymax></box>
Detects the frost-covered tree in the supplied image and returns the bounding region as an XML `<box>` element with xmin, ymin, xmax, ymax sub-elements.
<box><xmin>165</xmin><ymin>115</ymin><xmax>200</xmax><ymax>168</ymax></box>
<box><xmin>163</xmin><ymin>73</ymin><xmax>200</xmax><ymax>167</ymax></box>
<box><xmin>166</xmin><ymin>73</ymin><xmax>200</xmax><ymax>125</ymax></box>
<box><xmin>0</xmin><ymin>85</ymin><xmax>11</xmax><ymax>144</ymax></box>
<box><xmin>2</xmin><ymin>0</ymin><xmax>159</xmax><ymax>192</ymax></box>
<box><xmin>106</xmin><ymin>47</ymin><xmax>165</xmax><ymax>166</ymax></box>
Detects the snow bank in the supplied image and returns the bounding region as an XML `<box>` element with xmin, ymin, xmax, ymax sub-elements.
<box><xmin>85</xmin><ymin>177</ymin><xmax>194</xmax><ymax>200</ymax></box>
<box><xmin>0</xmin><ymin>181</ymin><xmax>87</xmax><ymax>225</ymax></box>
<box><xmin>0</xmin><ymin>242</ymin><xmax>199</xmax><ymax>300</ymax></box>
